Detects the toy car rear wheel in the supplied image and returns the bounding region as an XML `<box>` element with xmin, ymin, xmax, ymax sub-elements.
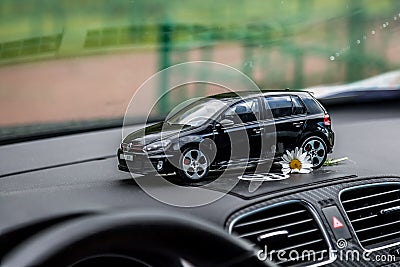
<box><xmin>177</xmin><ymin>147</ymin><xmax>210</xmax><ymax>182</ymax></box>
<box><xmin>301</xmin><ymin>136</ymin><xmax>327</xmax><ymax>169</ymax></box>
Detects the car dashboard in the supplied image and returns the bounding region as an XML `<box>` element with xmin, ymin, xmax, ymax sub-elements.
<box><xmin>0</xmin><ymin>122</ymin><xmax>400</xmax><ymax>267</ymax></box>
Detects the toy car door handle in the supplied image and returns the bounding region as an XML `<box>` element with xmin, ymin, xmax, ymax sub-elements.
<box><xmin>253</xmin><ymin>128</ymin><xmax>264</xmax><ymax>134</ymax></box>
<box><xmin>293</xmin><ymin>121</ymin><xmax>304</xmax><ymax>127</ymax></box>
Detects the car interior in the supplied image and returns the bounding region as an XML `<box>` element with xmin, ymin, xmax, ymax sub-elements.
<box><xmin>1</xmin><ymin>1</ymin><xmax>400</xmax><ymax>267</ymax></box>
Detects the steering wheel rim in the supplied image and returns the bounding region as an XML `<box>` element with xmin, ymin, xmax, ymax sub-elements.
<box><xmin>3</xmin><ymin>211</ymin><xmax>273</xmax><ymax>267</ymax></box>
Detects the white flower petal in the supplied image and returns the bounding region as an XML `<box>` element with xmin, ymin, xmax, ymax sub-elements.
<box><xmin>280</xmin><ymin>163</ymin><xmax>290</xmax><ymax>168</ymax></box>
<box><xmin>299</xmin><ymin>168</ymin><xmax>312</xmax><ymax>174</ymax></box>
<box><xmin>282</xmin><ymin>154</ymin><xmax>290</xmax><ymax>162</ymax></box>
<box><xmin>278</xmin><ymin>148</ymin><xmax>317</xmax><ymax>176</ymax></box>
<box><xmin>285</xmin><ymin>150</ymin><xmax>293</xmax><ymax>160</ymax></box>
<box><xmin>302</xmin><ymin>163</ymin><xmax>314</xmax><ymax>169</ymax></box>
<box><xmin>298</xmin><ymin>152</ymin><xmax>307</xmax><ymax>161</ymax></box>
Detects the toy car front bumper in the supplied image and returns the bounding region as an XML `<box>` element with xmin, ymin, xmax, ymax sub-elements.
<box><xmin>117</xmin><ymin>148</ymin><xmax>174</xmax><ymax>175</ymax></box>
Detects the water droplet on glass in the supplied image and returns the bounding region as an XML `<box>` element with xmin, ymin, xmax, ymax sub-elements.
<box><xmin>371</xmin><ymin>30</ymin><xmax>376</xmax><ymax>35</ymax></box>
<box><xmin>356</xmin><ymin>40</ymin><xmax>361</xmax><ymax>44</ymax></box>
<box><xmin>330</xmin><ymin>56</ymin><xmax>335</xmax><ymax>61</ymax></box>
<box><xmin>335</xmin><ymin>52</ymin><xmax>340</xmax><ymax>57</ymax></box>
<box><xmin>395</xmin><ymin>16</ymin><xmax>398</xmax><ymax>21</ymax></box>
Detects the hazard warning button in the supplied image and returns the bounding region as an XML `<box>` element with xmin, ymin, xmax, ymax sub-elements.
<box><xmin>322</xmin><ymin>205</ymin><xmax>352</xmax><ymax>240</ymax></box>
<box><xmin>333</xmin><ymin>216</ymin><xmax>344</xmax><ymax>229</ymax></box>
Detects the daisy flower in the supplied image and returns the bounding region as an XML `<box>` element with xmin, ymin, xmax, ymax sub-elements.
<box><xmin>280</xmin><ymin>147</ymin><xmax>313</xmax><ymax>174</ymax></box>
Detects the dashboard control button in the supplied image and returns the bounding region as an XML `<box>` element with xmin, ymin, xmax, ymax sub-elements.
<box><xmin>322</xmin><ymin>205</ymin><xmax>352</xmax><ymax>240</ymax></box>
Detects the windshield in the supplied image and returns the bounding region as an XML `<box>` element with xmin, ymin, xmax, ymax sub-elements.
<box><xmin>166</xmin><ymin>99</ymin><xmax>226</xmax><ymax>127</ymax></box>
<box><xmin>0</xmin><ymin>1</ymin><xmax>399</xmax><ymax>143</ymax></box>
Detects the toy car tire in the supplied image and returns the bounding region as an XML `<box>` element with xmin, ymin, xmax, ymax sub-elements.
<box><xmin>177</xmin><ymin>147</ymin><xmax>210</xmax><ymax>182</ymax></box>
<box><xmin>301</xmin><ymin>136</ymin><xmax>328</xmax><ymax>169</ymax></box>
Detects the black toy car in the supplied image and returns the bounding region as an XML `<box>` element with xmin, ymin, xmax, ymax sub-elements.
<box><xmin>118</xmin><ymin>90</ymin><xmax>334</xmax><ymax>181</ymax></box>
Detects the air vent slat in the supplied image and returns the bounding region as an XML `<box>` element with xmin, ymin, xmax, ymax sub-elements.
<box><xmin>356</xmin><ymin>220</ymin><xmax>400</xmax><ymax>233</ymax></box>
<box><xmin>229</xmin><ymin>201</ymin><xmax>334</xmax><ymax>266</ymax></box>
<box><xmin>237</xmin><ymin>218</ymin><xmax>313</xmax><ymax>238</ymax></box>
<box><xmin>341</xmin><ymin>189</ymin><xmax>400</xmax><ymax>204</ymax></box>
<box><xmin>341</xmin><ymin>183</ymin><xmax>400</xmax><ymax>250</ymax></box>
<box><xmin>234</xmin><ymin>209</ymin><xmax>306</xmax><ymax>228</ymax></box>
<box><xmin>351</xmin><ymin>214</ymin><xmax>378</xmax><ymax>223</ymax></box>
<box><xmin>346</xmin><ymin>198</ymin><xmax>400</xmax><ymax>213</ymax></box>
<box><xmin>288</xmin><ymin>228</ymin><xmax>318</xmax><ymax>237</ymax></box>
<box><xmin>361</xmin><ymin>230</ymin><xmax>400</xmax><ymax>244</ymax></box>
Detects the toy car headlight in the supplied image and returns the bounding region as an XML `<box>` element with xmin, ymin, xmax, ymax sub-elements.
<box><xmin>143</xmin><ymin>140</ymin><xmax>171</xmax><ymax>152</ymax></box>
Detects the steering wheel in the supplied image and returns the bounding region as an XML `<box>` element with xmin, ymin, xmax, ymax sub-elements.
<box><xmin>3</xmin><ymin>211</ymin><xmax>275</xmax><ymax>267</ymax></box>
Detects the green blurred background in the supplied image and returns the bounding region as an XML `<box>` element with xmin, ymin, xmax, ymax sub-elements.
<box><xmin>0</xmin><ymin>0</ymin><xmax>399</xmax><ymax>129</ymax></box>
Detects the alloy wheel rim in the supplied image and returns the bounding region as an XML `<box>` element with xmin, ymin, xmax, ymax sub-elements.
<box><xmin>181</xmin><ymin>149</ymin><xmax>208</xmax><ymax>180</ymax></box>
<box><xmin>303</xmin><ymin>139</ymin><xmax>326</xmax><ymax>167</ymax></box>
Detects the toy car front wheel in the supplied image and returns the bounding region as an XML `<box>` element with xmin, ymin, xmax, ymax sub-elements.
<box><xmin>301</xmin><ymin>136</ymin><xmax>327</xmax><ymax>169</ymax></box>
<box><xmin>177</xmin><ymin>147</ymin><xmax>210</xmax><ymax>182</ymax></box>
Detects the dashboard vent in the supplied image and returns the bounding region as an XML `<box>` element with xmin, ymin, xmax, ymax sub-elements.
<box><xmin>340</xmin><ymin>183</ymin><xmax>400</xmax><ymax>251</ymax></box>
<box><xmin>229</xmin><ymin>201</ymin><xmax>333</xmax><ymax>266</ymax></box>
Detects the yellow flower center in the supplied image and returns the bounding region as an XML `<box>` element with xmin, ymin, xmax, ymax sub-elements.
<box><xmin>289</xmin><ymin>159</ymin><xmax>302</xmax><ymax>170</ymax></box>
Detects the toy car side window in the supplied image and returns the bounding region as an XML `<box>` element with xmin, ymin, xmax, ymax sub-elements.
<box><xmin>265</xmin><ymin>96</ymin><xmax>293</xmax><ymax>118</ymax></box>
<box><xmin>223</xmin><ymin>98</ymin><xmax>260</xmax><ymax>124</ymax></box>
<box><xmin>291</xmin><ymin>95</ymin><xmax>306</xmax><ymax>115</ymax></box>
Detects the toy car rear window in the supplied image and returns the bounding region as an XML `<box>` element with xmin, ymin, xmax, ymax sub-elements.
<box><xmin>301</xmin><ymin>94</ymin><xmax>325</xmax><ymax>115</ymax></box>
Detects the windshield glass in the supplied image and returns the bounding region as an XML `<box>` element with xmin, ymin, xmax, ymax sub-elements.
<box><xmin>167</xmin><ymin>99</ymin><xmax>226</xmax><ymax>127</ymax></box>
<box><xmin>0</xmin><ymin>1</ymin><xmax>399</xmax><ymax>143</ymax></box>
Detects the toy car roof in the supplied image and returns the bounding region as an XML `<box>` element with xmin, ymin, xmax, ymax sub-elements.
<box><xmin>207</xmin><ymin>89</ymin><xmax>312</xmax><ymax>101</ymax></box>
